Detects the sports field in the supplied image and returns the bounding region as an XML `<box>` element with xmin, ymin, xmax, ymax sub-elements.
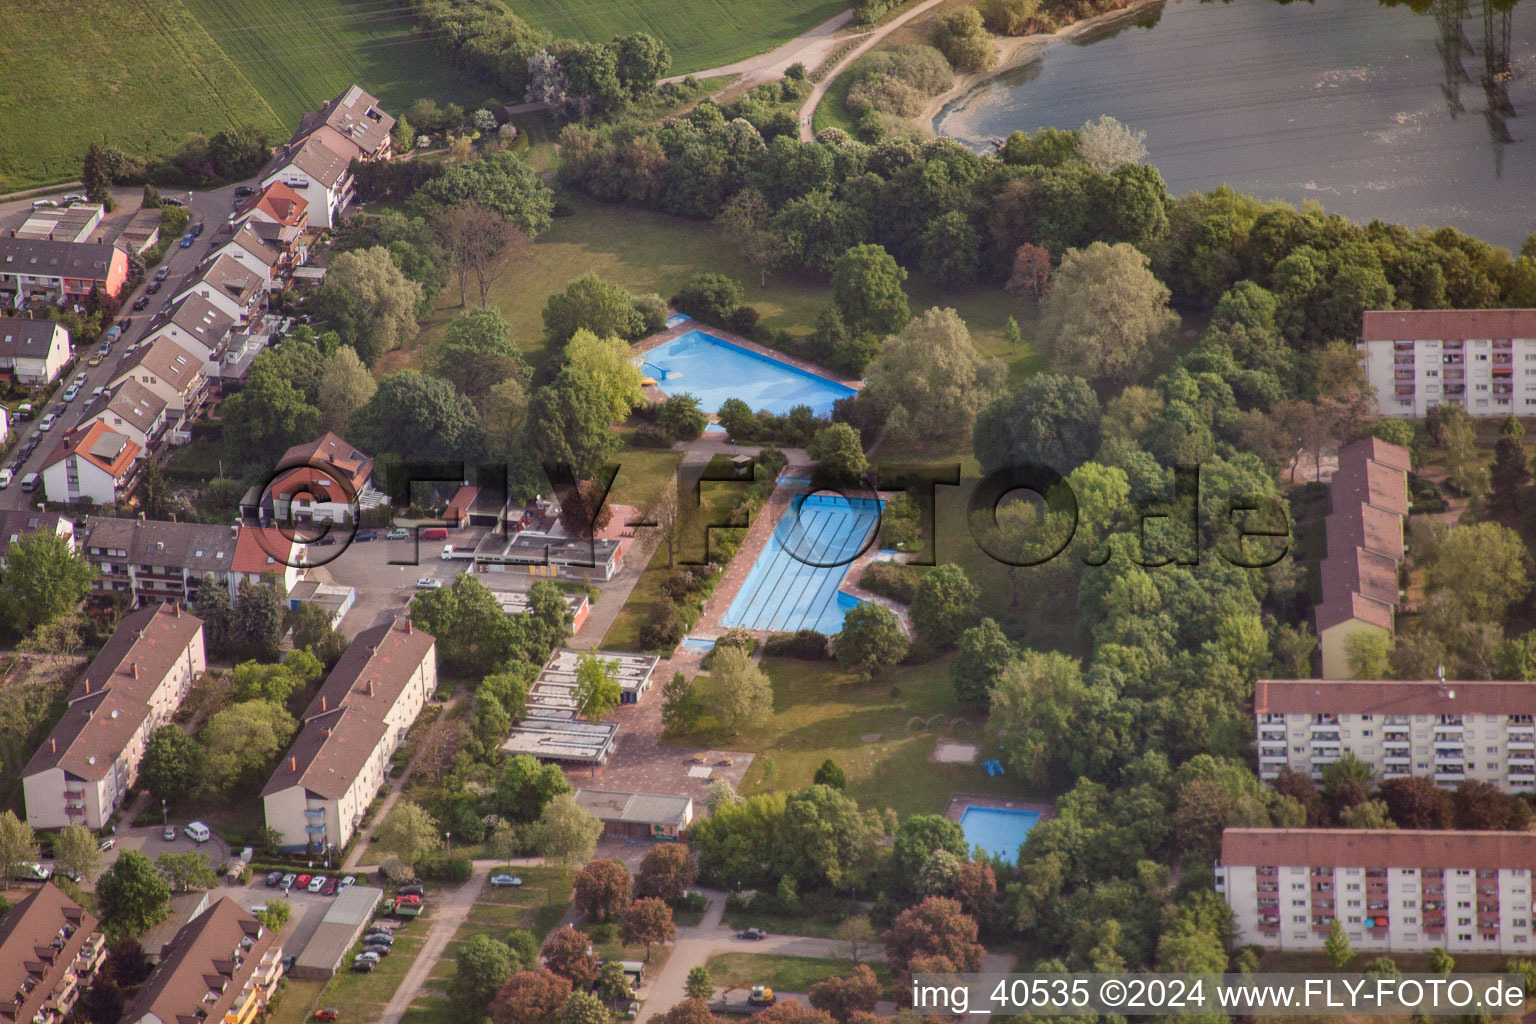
<box><xmin>506</xmin><ymin>0</ymin><xmax>848</xmax><ymax>73</ymax></box>
<box><xmin>0</xmin><ymin>0</ymin><xmax>283</xmax><ymax>191</ymax></box>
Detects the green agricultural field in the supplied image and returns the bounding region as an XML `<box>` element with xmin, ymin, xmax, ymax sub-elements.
<box><xmin>0</xmin><ymin>0</ymin><xmax>283</xmax><ymax>191</ymax></box>
<box><xmin>506</xmin><ymin>0</ymin><xmax>848</xmax><ymax>75</ymax></box>
<box><xmin>178</xmin><ymin>0</ymin><xmax>485</xmax><ymax>128</ymax></box>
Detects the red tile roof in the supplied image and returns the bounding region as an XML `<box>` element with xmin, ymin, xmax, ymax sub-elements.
<box><xmin>1256</xmin><ymin>678</ymin><xmax>1536</xmax><ymax>716</ymax></box>
<box><xmin>1222</xmin><ymin>828</ymin><xmax>1536</xmax><ymax>871</ymax></box>
<box><xmin>231</xmin><ymin>525</ymin><xmax>302</xmax><ymax>575</ymax></box>
<box><xmin>38</xmin><ymin>420</ymin><xmax>140</xmax><ymax>478</ymax></box>
<box><xmin>270</xmin><ymin>432</ymin><xmax>373</xmax><ymax>497</ymax></box>
<box><xmin>1314</xmin><ymin>436</ymin><xmax>1410</xmax><ymax>636</ymax></box>
<box><xmin>1362</xmin><ymin>309</ymin><xmax>1536</xmax><ymax>343</ymax></box>
<box><xmin>235</xmin><ymin>181</ymin><xmax>308</xmax><ymax>227</ymax></box>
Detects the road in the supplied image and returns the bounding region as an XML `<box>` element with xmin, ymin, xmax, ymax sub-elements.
<box><xmin>0</xmin><ymin>179</ymin><xmax>254</xmax><ymax>512</ymax></box>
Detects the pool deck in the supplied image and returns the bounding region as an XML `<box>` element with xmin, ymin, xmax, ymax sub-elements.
<box><xmin>686</xmin><ymin>472</ymin><xmax>909</xmax><ymax>642</ymax></box>
<box><xmin>944</xmin><ymin>793</ymin><xmax>1056</xmax><ymax>828</ymax></box>
<box><xmin>631</xmin><ymin>320</ymin><xmax>863</xmax><ymax>413</ymax></box>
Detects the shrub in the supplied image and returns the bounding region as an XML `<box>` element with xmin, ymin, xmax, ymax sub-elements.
<box><xmin>671</xmin><ymin>273</ymin><xmax>745</xmax><ymax>325</ymax></box>
<box><xmin>847</xmin><ymin>74</ymin><xmax>927</xmax><ymax>117</ymax></box>
<box><xmin>980</xmin><ymin>0</ymin><xmax>1041</xmax><ymax>35</ymax></box>
<box><xmin>762</xmin><ymin>630</ymin><xmax>832</xmax><ymax>659</ymax></box>
<box><xmin>728</xmin><ymin>306</ymin><xmax>760</xmax><ymax>335</ymax></box>
<box><xmin>418</xmin><ymin>854</ymin><xmax>473</xmax><ymax>883</ymax></box>
<box><xmin>932</xmin><ymin>8</ymin><xmax>997</xmax><ymax>71</ymax></box>
<box><xmin>859</xmin><ymin>46</ymin><xmax>954</xmax><ymax>94</ymax></box>
<box><xmin>859</xmin><ymin>561</ymin><xmax>922</xmax><ymax>604</ymax></box>
<box><xmin>641</xmin><ymin>605</ymin><xmax>685</xmax><ymax>651</ymax></box>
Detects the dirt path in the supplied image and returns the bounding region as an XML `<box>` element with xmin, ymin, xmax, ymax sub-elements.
<box><xmin>662</xmin><ymin>11</ymin><xmax>861</xmax><ymax>92</ymax></box>
<box><xmin>375</xmin><ymin>867</ymin><xmax>488</xmax><ymax>1024</ymax></box>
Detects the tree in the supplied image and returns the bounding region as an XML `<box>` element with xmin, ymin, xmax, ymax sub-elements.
<box><xmin>435</xmin><ymin>308</ymin><xmax>531</xmax><ymax>400</ymax></box>
<box><xmin>810</xmin><ymin>964</ymin><xmax>882</xmax><ymax>1022</ymax></box>
<box><xmin>200</xmin><ymin>700</ymin><xmax>296</xmax><ymax>795</ymax></box>
<box><xmin>672</xmin><ymin>273</ymin><xmax>745</xmax><ymax>324</ymax></box>
<box><xmin>413</xmin><ymin>151</ymin><xmax>554</xmax><ymax>233</ymax></box>
<box><xmin>655</xmin><ymin>1000</ymin><xmax>723</xmax><ymax>1024</ymax></box>
<box><xmin>543</xmin><ymin>274</ymin><xmax>645</xmax><ymax>347</ymax></box>
<box><xmin>565</xmin><ymin>329</ymin><xmax>645</xmax><ymax>422</ymax></box>
<box><xmin>433</xmin><ymin>203</ymin><xmax>524</xmax><ymax>308</ymax></box>
<box><xmin>813</xmin><ymin>758</ymin><xmax>847</xmax><ymax>790</ymax></box>
<box><xmin>909</xmin><ymin>564</ymin><xmax>978</xmax><ymax>651</ymax></box>
<box><xmin>156</xmin><ymin>851</ymin><xmax>218</xmax><ymax>892</ymax></box>
<box><xmin>138</xmin><ymin>726</ymin><xmax>206</xmax><ymax>805</ymax></box>
<box><xmin>82</xmin><ymin>143</ymin><xmax>112</xmax><ymax>204</ymax></box>
<box><xmin>707</xmin><ymin>646</ymin><xmax>773</xmax><ymax>734</ymax></box>
<box><xmin>138</xmin><ymin>458</ymin><xmax>175</xmax><ymax>520</ymax></box>
<box><xmin>573</xmin><ymin>652</ymin><xmax>622</xmax><ymax>723</ymax></box>
<box><xmin>1491</xmin><ymin>434</ymin><xmax>1530</xmax><ymax>513</ymax></box>
<box><xmin>620</xmin><ymin>897</ymin><xmax>676</xmax><ymax>959</ymax></box>
<box><xmin>0</xmin><ymin>811</ymin><xmax>38</xmax><ymax>889</ymax></box>
<box><xmin>857</xmin><ymin>307</ymin><xmax>1004</xmax><ymax>446</ymax></box>
<box><xmin>320</xmin><ymin>247</ymin><xmax>423</xmax><ymax>364</ymax></box>
<box><xmin>96</xmin><ymin>850</ymin><xmax>171</xmax><ymax>939</ymax></box>
<box><xmin>1325</xmin><ymin>917</ymin><xmax>1354</xmax><ymax>968</ymax></box>
<box><xmin>493</xmin><ymin>969</ymin><xmax>572</xmax><ymax>1024</ymax></box>
<box><xmin>351</xmin><ymin>371</ymin><xmax>485</xmax><ymax>463</ymax></box>
<box><xmin>614</xmin><ymin>31</ymin><xmax>671</xmax><ymax>94</ymax></box>
<box><xmin>893</xmin><ymin>815</ymin><xmax>969</xmax><ymax>889</ymax></box>
<box><xmin>718</xmin><ymin>189</ymin><xmax>784</xmax><ymax>287</ymax></box>
<box><xmin>256</xmin><ymin>897</ymin><xmax>290</xmax><ymax>932</ymax></box>
<box><xmin>1338</xmin><ymin>799</ymin><xmax>1396</xmax><ymax>829</ymax></box>
<box><xmin>1428</xmin><ymin>522</ymin><xmax>1530</xmax><ymax>621</ymax></box>
<box><xmin>311</xmin><ymin>345</ymin><xmax>375</xmax><ymax>434</ymax></box>
<box><xmin>973</xmin><ymin>374</ymin><xmax>1101</xmax><ymax>475</ymax></box>
<box><xmin>1077</xmin><ymin>115</ymin><xmax>1148</xmax><ymax>173</ymax></box>
<box><xmin>192</xmin><ymin>578</ymin><xmax>235</xmax><ymax>656</ymax></box>
<box><xmin>573</xmin><ymin>858</ymin><xmax>632</xmax><ymax>922</ymax></box>
<box><xmin>1428</xmin><ymin>947</ymin><xmax>1455</xmax><ymax>974</ymax></box>
<box><xmin>496</xmin><ymin>754</ymin><xmax>573</xmax><ymax>823</ymax></box>
<box><xmin>558</xmin><ymin>990</ymin><xmax>610</xmax><ymax>1024</ymax></box>
<box><xmin>484</xmin><ymin>377</ymin><xmax>531</xmax><ymax>458</ymax></box>
<box><xmin>637</xmin><ymin>842</ymin><xmax>695</xmax><ymax>901</ymax></box>
<box><xmin>288</xmin><ymin>602</ymin><xmax>348</xmax><ymax>667</ymax></box>
<box><xmin>807</xmin><ymin>424</ymin><xmax>867</xmax><ymax>484</ymax></box>
<box><xmin>376</xmin><ymin>802</ymin><xmax>443</xmax><ymax>867</ymax></box>
<box><xmin>534</xmin><ymin>794</ymin><xmax>604</xmax><ymax>869</ymax></box>
<box><xmin>1006</xmin><ymin>243</ymin><xmax>1052</xmax><ymax>300</ymax></box>
<box><xmin>931</xmin><ymin>7</ymin><xmax>995</xmax><ymax>71</ymax></box>
<box><xmin>835</xmin><ymin>916</ymin><xmax>878</xmax><ymax>963</ymax></box>
<box><xmin>1038</xmin><ymin>242</ymin><xmax>1177</xmax><ymax>389</ymax></box>
<box><xmin>53</xmin><ymin>823</ymin><xmax>103</xmax><ymax>884</ymax></box>
<box><xmin>233</xmin><ymin>576</ymin><xmax>286</xmax><ymax>662</ymax></box>
<box><xmin>0</xmin><ymin>530</ymin><xmax>95</xmax><ymax>633</ymax></box>
<box><xmin>661</xmin><ymin>394</ymin><xmax>708</xmax><ymax>442</ymax></box>
<box><xmin>834</xmin><ymin>602</ymin><xmax>908</xmax><ymax>676</ymax></box>
<box><xmin>832</xmin><ymin>244</ymin><xmax>909</xmax><ymax>336</ymax></box>
<box><xmin>883</xmin><ymin>896</ymin><xmax>985</xmax><ymax>974</ymax></box>
<box><xmin>453</xmin><ymin>934</ymin><xmax>519</xmax><ymax>1023</ymax></box>
<box><xmin>1379</xmin><ymin>776</ymin><xmax>1453</xmax><ymax>830</ymax></box>
<box><xmin>951</xmin><ymin>619</ymin><xmax>1016</xmax><ymax>708</ymax></box>
<box><xmin>530</xmin><ymin>366</ymin><xmax>622</xmax><ymax>481</ymax></box>
<box><xmin>542</xmin><ymin>925</ymin><xmax>600</xmax><ymax>986</ymax></box>
<box><xmin>1344</xmin><ymin>629</ymin><xmax>1392</xmax><ymax>679</ymax></box>
<box><xmin>686</xmin><ymin>965</ymin><xmax>714</xmax><ymax>1000</ymax></box>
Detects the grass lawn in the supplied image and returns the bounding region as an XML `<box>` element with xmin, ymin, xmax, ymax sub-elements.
<box><xmin>179</xmin><ymin>0</ymin><xmax>484</xmax><ymax>128</ymax></box>
<box><xmin>721</xmin><ymin>911</ymin><xmax>844</xmax><ymax>939</ymax></box>
<box><xmin>679</xmin><ymin>656</ymin><xmax>1039</xmax><ymax>816</ymax></box>
<box><xmin>705</xmin><ymin>952</ymin><xmax>891</xmax><ymax>992</ymax></box>
<box><xmin>265</xmin><ymin>977</ymin><xmax>330</xmax><ymax>1024</ymax></box>
<box><xmin>310</xmin><ymin>903</ymin><xmax>436</xmax><ymax>1024</ymax></box>
<box><xmin>393</xmin><ymin>196</ymin><xmax>1041</xmax><ymax>381</ymax></box>
<box><xmin>0</xmin><ymin>0</ymin><xmax>284</xmax><ymax>191</ymax></box>
<box><xmin>506</xmin><ymin>0</ymin><xmax>847</xmax><ymax>75</ymax></box>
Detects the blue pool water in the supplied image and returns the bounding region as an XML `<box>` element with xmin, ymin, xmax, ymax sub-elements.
<box><xmin>642</xmin><ymin>330</ymin><xmax>855</xmax><ymax>416</ymax></box>
<box><xmin>721</xmin><ymin>494</ymin><xmax>880</xmax><ymax>634</ymax></box>
<box><xmin>959</xmin><ymin>806</ymin><xmax>1040</xmax><ymax>864</ymax></box>
<box><xmin>665</xmin><ymin>313</ymin><xmax>692</xmax><ymax>328</ymax></box>
<box><xmin>681</xmin><ymin>636</ymin><xmax>716</xmax><ymax>650</ymax></box>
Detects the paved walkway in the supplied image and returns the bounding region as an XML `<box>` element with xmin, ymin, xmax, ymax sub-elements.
<box><xmin>638</xmin><ymin>889</ymin><xmax>886</xmax><ymax>1022</ymax></box>
<box><xmin>376</xmin><ymin>865</ymin><xmax>489</xmax><ymax>1024</ymax></box>
<box><xmin>797</xmin><ymin>0</ymin><xmax>955</xmax><ymax>140</ymax></box>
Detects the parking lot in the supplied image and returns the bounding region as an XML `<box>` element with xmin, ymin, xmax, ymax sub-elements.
<box><xmin>99</xmin><ymin>823</ymin><xmax>231</xmax><ymax>875</ymax></box>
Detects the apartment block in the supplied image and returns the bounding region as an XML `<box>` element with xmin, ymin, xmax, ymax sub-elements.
<box><xmin>79</xmin><ymin>517</ymin><xmax>305</xmax><ymax>607</ymax></box>
<box><xmin>121</xmin><ymin>898</ymin><xmax>282</xmax><ymax>1024</ymax></box>
<box><xmin>1217</xmin><ymin>828</ymin><xmax>1536</xmax><ymax>954</ymax></box>
<box><xmin>1359</xmin><ymin>309</ymin><xmax>1536</xmax><ymax>418</ymax></box>
<box><xmin>0</xmin><ymin>884</ymin><xmax>105</xmax><ymax>1024</ymax></box>
<box><xmin>21</xmin><ymin>603</ymin><xmax>204</xmax><ymax>830</ymax></box>
<box><xmin>1254</xmin><ymin>679</ymin><xmax>1536</xmax><ymax>791</ymax></box>
<box><xmin>1315</xmin><ymin>436</ymin><xmax>1411</xmax><ymax>678</ymax></box>
<box><xmin>262</xmin><ymin>617</ymin><xmax>436</xmax><ymax>854</ymax></box>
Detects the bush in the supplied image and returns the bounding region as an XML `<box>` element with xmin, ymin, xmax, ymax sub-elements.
<box><xmin>633</xmin><ymin>424</ymin><xmax>676</xmax><ymax>449</ymax></box>
<box><xmin>847</xmin><ymin>74</ymin><xmax>927</xmax><ymax>117</ymax></box>
<box><xmin>980</xmin><ymin>0</ymin><xmax>1042</xmax><ymax>35</ymax></box>
<box><xmin>859</xmin><ymin>561</ymin><xmax>922</xmax><ymax>604</ymax></box>
<box><xmin>932</xmin><ymin>8</ymin><xmax>997</xmax><ymax>71</ymax></box>
<box><xmin>671</xmin><ymin>273</ymin><xmax>745</xmax><ymax>325</ymax></box>
<box><xmin>418</xmin><ymin>855</ymin><xmax>473</xmax><ymax>884</ymax></box>
<box><xmin>641</xmin><ymin>605</ymin><xmax>685</xmax><ymax>651</ymax></box>
<box><xmin>762</xmin><ymin>630</ymin><xmax>832</xmax><ymax>659</ymax></box>
<box><xmin>672</xmin><ymin>890</ymin><xmax>709</xmax><ymax>914</ymax></box>
<box><xmin>728</xmin><ymin>305</ymin><xmax>760</xmax><ymax>335</ymax></box>
<box><xmin>859</xmin><ymin>46</ymin><xmax>954</xmax><ymax>94</ymax></box>
<box><xmin>700</xmin><ymin>628</ymin><xmax>758</xmax><ymax>669</ymax></box>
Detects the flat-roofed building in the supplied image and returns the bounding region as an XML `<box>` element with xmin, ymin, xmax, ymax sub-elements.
<box><xmin>1359</xmin><ymin>309</ymin><xmax>1536</xmax><ymax>418</ymax></box>
<box><xmin>1217</xmin><ymin>827</ymin><xmax>1536</xmax><ymax>954</ymax></box>
<box><xmin>494</xmin><ymin>589</ymin><xmax>590</xmax><ymax>634</ymax></box>
<box><xmin>0</xmin><ymin>883</ymin><xmax>105</xmax><ymax>1024</ymax></box>
<box><xmin>290</xmin><ymin>885</ymin><xmax>383</xmax><ymax>979</ymax></box>
<box><xmin>121</xmin><ymin>897</ymin><xmax>282</xmax><ymax>1024</ymax></box>
<box><xmin>574</xmin><ymin>789</ymin><xmax>693</xmax><ymax>841</ymax></box>
<box><xmin>263</xmin><ymin>618</ymin><xmax>436</xmax><ymax>853</ymax></box>
<box><xmin>21</xmin><ymin>603</ymin><xmax>204</xmax><ymax>829</ymax></box>
<box><xmin>1255</xmin><ymin>678</ymin><xmax>1536</xmax><ymax>790</ymax></box>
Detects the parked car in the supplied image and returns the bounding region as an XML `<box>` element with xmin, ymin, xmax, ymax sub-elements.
<box><xmin>0</xmin><ymin>470</ymin><xmax>13</xmax><ymax>490</ymax></box>
<box><xmin>266</xmin><ymin>871</ymin><xmax>284</xmax><ymax>887</ymax></box>
<box><xmin>415</xmin><ymin>578</ymin><xmax>441</xmax><ymax>589</ymax></box>
<box><xmin>399</xmin><ymin>884</ymin><xmax>425</xmax><ymax>897</ymax></box>
<box><xmin>38</xmin><ymin>413</ymin><xmax>57</xmax><ymax>432</ymax></box>
<box><xmin>60</xmin><ymin>194</ymin><xmax>86</xmax><ymax>204</ymax></box>
<box><xmin>91</xmin><ymin>387</ymin><xmax>105</xmax><ymax>401</ymax></box>
<box><xmin>234</xmin><ymin>185</ymin><xmax>258</xmax><ymax>198</ymax></box>
<box><xmin>340</xmin><ymin>875</ymin><xmax>356</xmax><ymax>889</ymax></box>
<box><xmin>311</xmin><ymin>535</ymin><xmax>336</xmax><ymax>546</ymax></box>
<box><xmin>190</xmin><ymin>222</ymin><xmax>204</xmax><ymax>237</ymax></box>
<box><xmin>354</xmin><ymin>530</ymin><xmax>378</xmax><ymax>542</ymax></box>
<box><xmin>739</xmin><ymin>928</ymin><xmax>767</xmax><ymax>941</ymax></box>
<box><xmin>132</xmin><ymin>295</ymin><xmax>150</xmax><ymax>310</ymax></box>
<box><xmin>74</xmin><ymin>372</ymin><xmax>87</xmax><ymax>386</ymax></box>
<box><xmin>146</xmin><ymin>280</ymin><xmax>161</xmax><ymax>294</ymax></box>
<box><xmin>321</xmin><ymin>878</ymin><xmax>339</xmax><ymax>896</ymax></box>
<box><xmin>154</xmin><ymin>266</ymin><xmax>169</xmax><ymax>281</ymax></box>
<box><xmin>162</xmin><ymin>197</ymin><xmax>185</xmax><ymax>207</ymax></box>
<box><xmin>351</xmin><ymin>958</ymin><xmax>375</xmax><ymax>973</ymax></box>
<box><xmin>30</xmin><ymin>199</ymin><xmax>56</xmax><ymax>209</ymax></box>
<box><xmin>385</xmin><ymin>527</ymin><xmax>409</xmax><ymax>540</ymax></box>
<box><xmin>362</xmin><ymin>932</ymin><xmax>394</xmax><ymax>946</ymax></box>
<box><xmin>116</xmin><ymin>317</ymin><xmax>131</xmax><ymax>331</ymax></box>
<box><xmin>362</xmin><ymin>943</ymin><xmax>391</xmax><ymax>957</ymax></box>
<box><xmin>163</xmin><ymin>825</ymin><xmax>177</xmax><ymax>841</ymax></box>
<box><xmin>61</xmin><ymin>385</ymin><xmax>80</xmax><ymax>402</ymax></box>
<box><xmin>97</xmin><ymin>838</ymin><xmax>114</xmax><ymax>852</ymax></box>
<box><xmin>88</xmin><ymin>352</ymin><xmax>104</xmax><ymax>366</ymax></box>
<box><xmin>180</xmin><ymin>234</ymin><xmax>195</xmax><ymax>248</ymax></box>
<box><xmin>307</xmin><ymin>875</ymin><xmax>327</xmax><ymax>893</ymax></box>
<box><xmin>314</xmin><ymin>1010</ymin><xmax>341</xmax><ymax>1022</ymax></box>
<box><xmin>184</xmin><ymin>821</ymin><xmax>210</xmax><ymax>843</ymax></box>
<box><xmin>295</xmin><ymin>874</ymin><xmax>311</xmax><ymax>889</ymax></box>
<box><xmin>490</xmin><ymin>874</ymin><xmax>522</xmax><ymax>887</ymax></box>
<box><xmin>280</xmin><ymin>873</ymin><xmax>297</xmax><ymax>889</ymax></box>
<box><xmin>12</xmin><ymin>862</ymin><xmax>51</xmax><ymax>881</ymax></box>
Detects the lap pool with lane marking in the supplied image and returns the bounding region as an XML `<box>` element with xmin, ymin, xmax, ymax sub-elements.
<box><xmin>641</xmin><ymin>329</ymin><xmax>856</xmax><ymax>417</ymax></box>
<box><xmin>721</xmin><ymin>493</ymin><xmax>881</xmax><ymax>634</ymax></box>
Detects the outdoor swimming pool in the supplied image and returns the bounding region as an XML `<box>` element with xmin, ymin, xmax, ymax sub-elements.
<box><xmin>720</xmin><ymin>493</ymin><xmax>880</xmax><ymax>634</ymax></box>
<box><xmin>641</xmin><ymin>330</ymin><xmax>855</xmax><ymax>417</ymax></box>
<box><xmin>958</xmin><ymin>806</ymin><xmax>1040</xmax><ymax>864</ymax></box>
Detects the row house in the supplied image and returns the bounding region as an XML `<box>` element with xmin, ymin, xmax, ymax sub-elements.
<box><xmin>142</xmin><ymin>293</ymin><xmax>235</xmax><ymax>369</ymax></box>
<box><xmin>78</xmin><ymin>378</ymin><xmax>170</xmax><ymax>451</ymax></box>
<box><xmin>1217</xmin><ymin>827</ymin><xmax>1536</xmax><ymax>954</ymax></box>
<box><xmin>173</xmin><ymin>252</ymin><xmax>264</xmax><ymax>327</ymax></box>
<box><xmin>21</xmin><ymin>603</ymin><xmax>204</xmax><ymax>829</ymax></box>
<box><xmin>260</xmin><ymin>136</ymin><xmax>353</xmax><ymax>230</ymax></box>
<box><xmin>79</xmin><ymin>517</ymin><xmax>305</xmax><ymax>606</ymax></box>
<box><xmin>0</xmin><ymin>318</ymin><xmax>71</xmax><ymax>384</ymax></box>
<box><xmin>122</xmin><ymin>898</ymin><xmax>282</xmax><ymax>1024</ymax></box>
<box><xmin>263</xmin><ymin>618</ymin><xmax>436</xmax><ymax>853</ymax></box>
<box><xmin>1254</xmin><ymin>678</ymin><xmax>1536</xmax><ymax>791</ymax></box>
<box><xmin>0</xmin><ymin>884</ymin><xmax>106</xmax><ymax>1024</ymax></box>
<box><xmin>37</xmin><ymin>421</ymin><xmax>141</xmax><ymax>506</ymax></box>
<box><xmin>1360</xmin><ymin>308</ymin><xmax>1536</xmax><ymax>418</ymax></box>
<box><xmin>1315</xmin><ymin>436</ymin><xmax>1411</xmax><ymax>678</ymax></box>
<box><xmin>0</xmin><ymin>510</ymin><xmax>73</xmax><ymax>567</ymax></box>
<box><xmin>288</xmin><ymin>85</ymin><xmax>396</xmax><ymax>163</ymax></box>
<box><xmin>215</xmin><ymin>222</ymin><xmax>289</xmax><ymax>291</ymax></box>
<box><xmin>0</xmin><ymin>237</ymin><xmax>128</xmax><ymax>308</ymax></box>
<box><xmin>110</xmin><ymin>336</ymin><xmax>208</xmax><ymax>437</ymax></box>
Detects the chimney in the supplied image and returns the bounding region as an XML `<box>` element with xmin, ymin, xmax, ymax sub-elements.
<box><xmin>50</xmin><ymin>737</ymin><xmax>56</xmax><ymax>753</ymax></box>
<box><xmin>320</xmin><ymin>695</ymin><xmax>326</xmax><ymax>711</ymax></box>
<box><xmin>84</xmin><ymin>680</ymin><xmax>90</xmax><ymax>693</ymax></box>
<box><xmin>406</xmin><ymin>620</ymin><xmax>412</xmax><ymax>634</ymax></box>
<box><xmin>132</xmin><ymin>663</ymin><xmax>138</xmax><ymax>679</ymax></box>
<box><xmin>367</xmin><ymin>680</ymin><xmax>375</xmax><ymax>697</ymax></box>
<box><xmin>290</xmin><ymin>756</ymin><xmax>297</xmax><ymax>772</ymax></box>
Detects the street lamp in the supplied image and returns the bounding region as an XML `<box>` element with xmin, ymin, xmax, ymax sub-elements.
<box><xmin>162</xmin><ymin>798</ymin><xmax>167</xmax><ymax>825</ymax></box>
<box><xmin>444</xmin><ymin>831</ymin><xmax>451</xmax><ymax>855</ymax></box>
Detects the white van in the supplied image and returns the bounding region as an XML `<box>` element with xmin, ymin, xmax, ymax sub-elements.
<box><xmin>0</xmin><ymin>469</ymin><xmax>14</xmax><ymax>489</ymax></box>
<box><xmin>184</xmin><ymin>821</ymin><xmax>211</xmax><ymax>843</ymax></box>
<box><xmin>441</xmin><ymin>544</ymin><xmax>454</xmax><ymax>560</ymax></box>
<box><xmin>20</xmin><ymin>473</ymin><xmax>40</xmax><ymax>493</ymax></box>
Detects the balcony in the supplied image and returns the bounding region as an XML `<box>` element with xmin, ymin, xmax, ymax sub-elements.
<box><xmin>1435</xmin><ymin>771</ymin><xmax>1467</xmax><ymax>783</ymax></box>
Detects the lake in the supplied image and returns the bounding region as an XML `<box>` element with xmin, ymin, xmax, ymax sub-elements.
<box><xmin>934</xmin><ymin>0</ymin><xmax>1536</xmax><ymax>250</ymax></box>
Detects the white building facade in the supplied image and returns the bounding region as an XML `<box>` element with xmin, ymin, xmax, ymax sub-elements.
<box><xmin>1359</xmin><ymin>309</ymin><xmax>1536</xmax><ymax>418</ymax></box>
